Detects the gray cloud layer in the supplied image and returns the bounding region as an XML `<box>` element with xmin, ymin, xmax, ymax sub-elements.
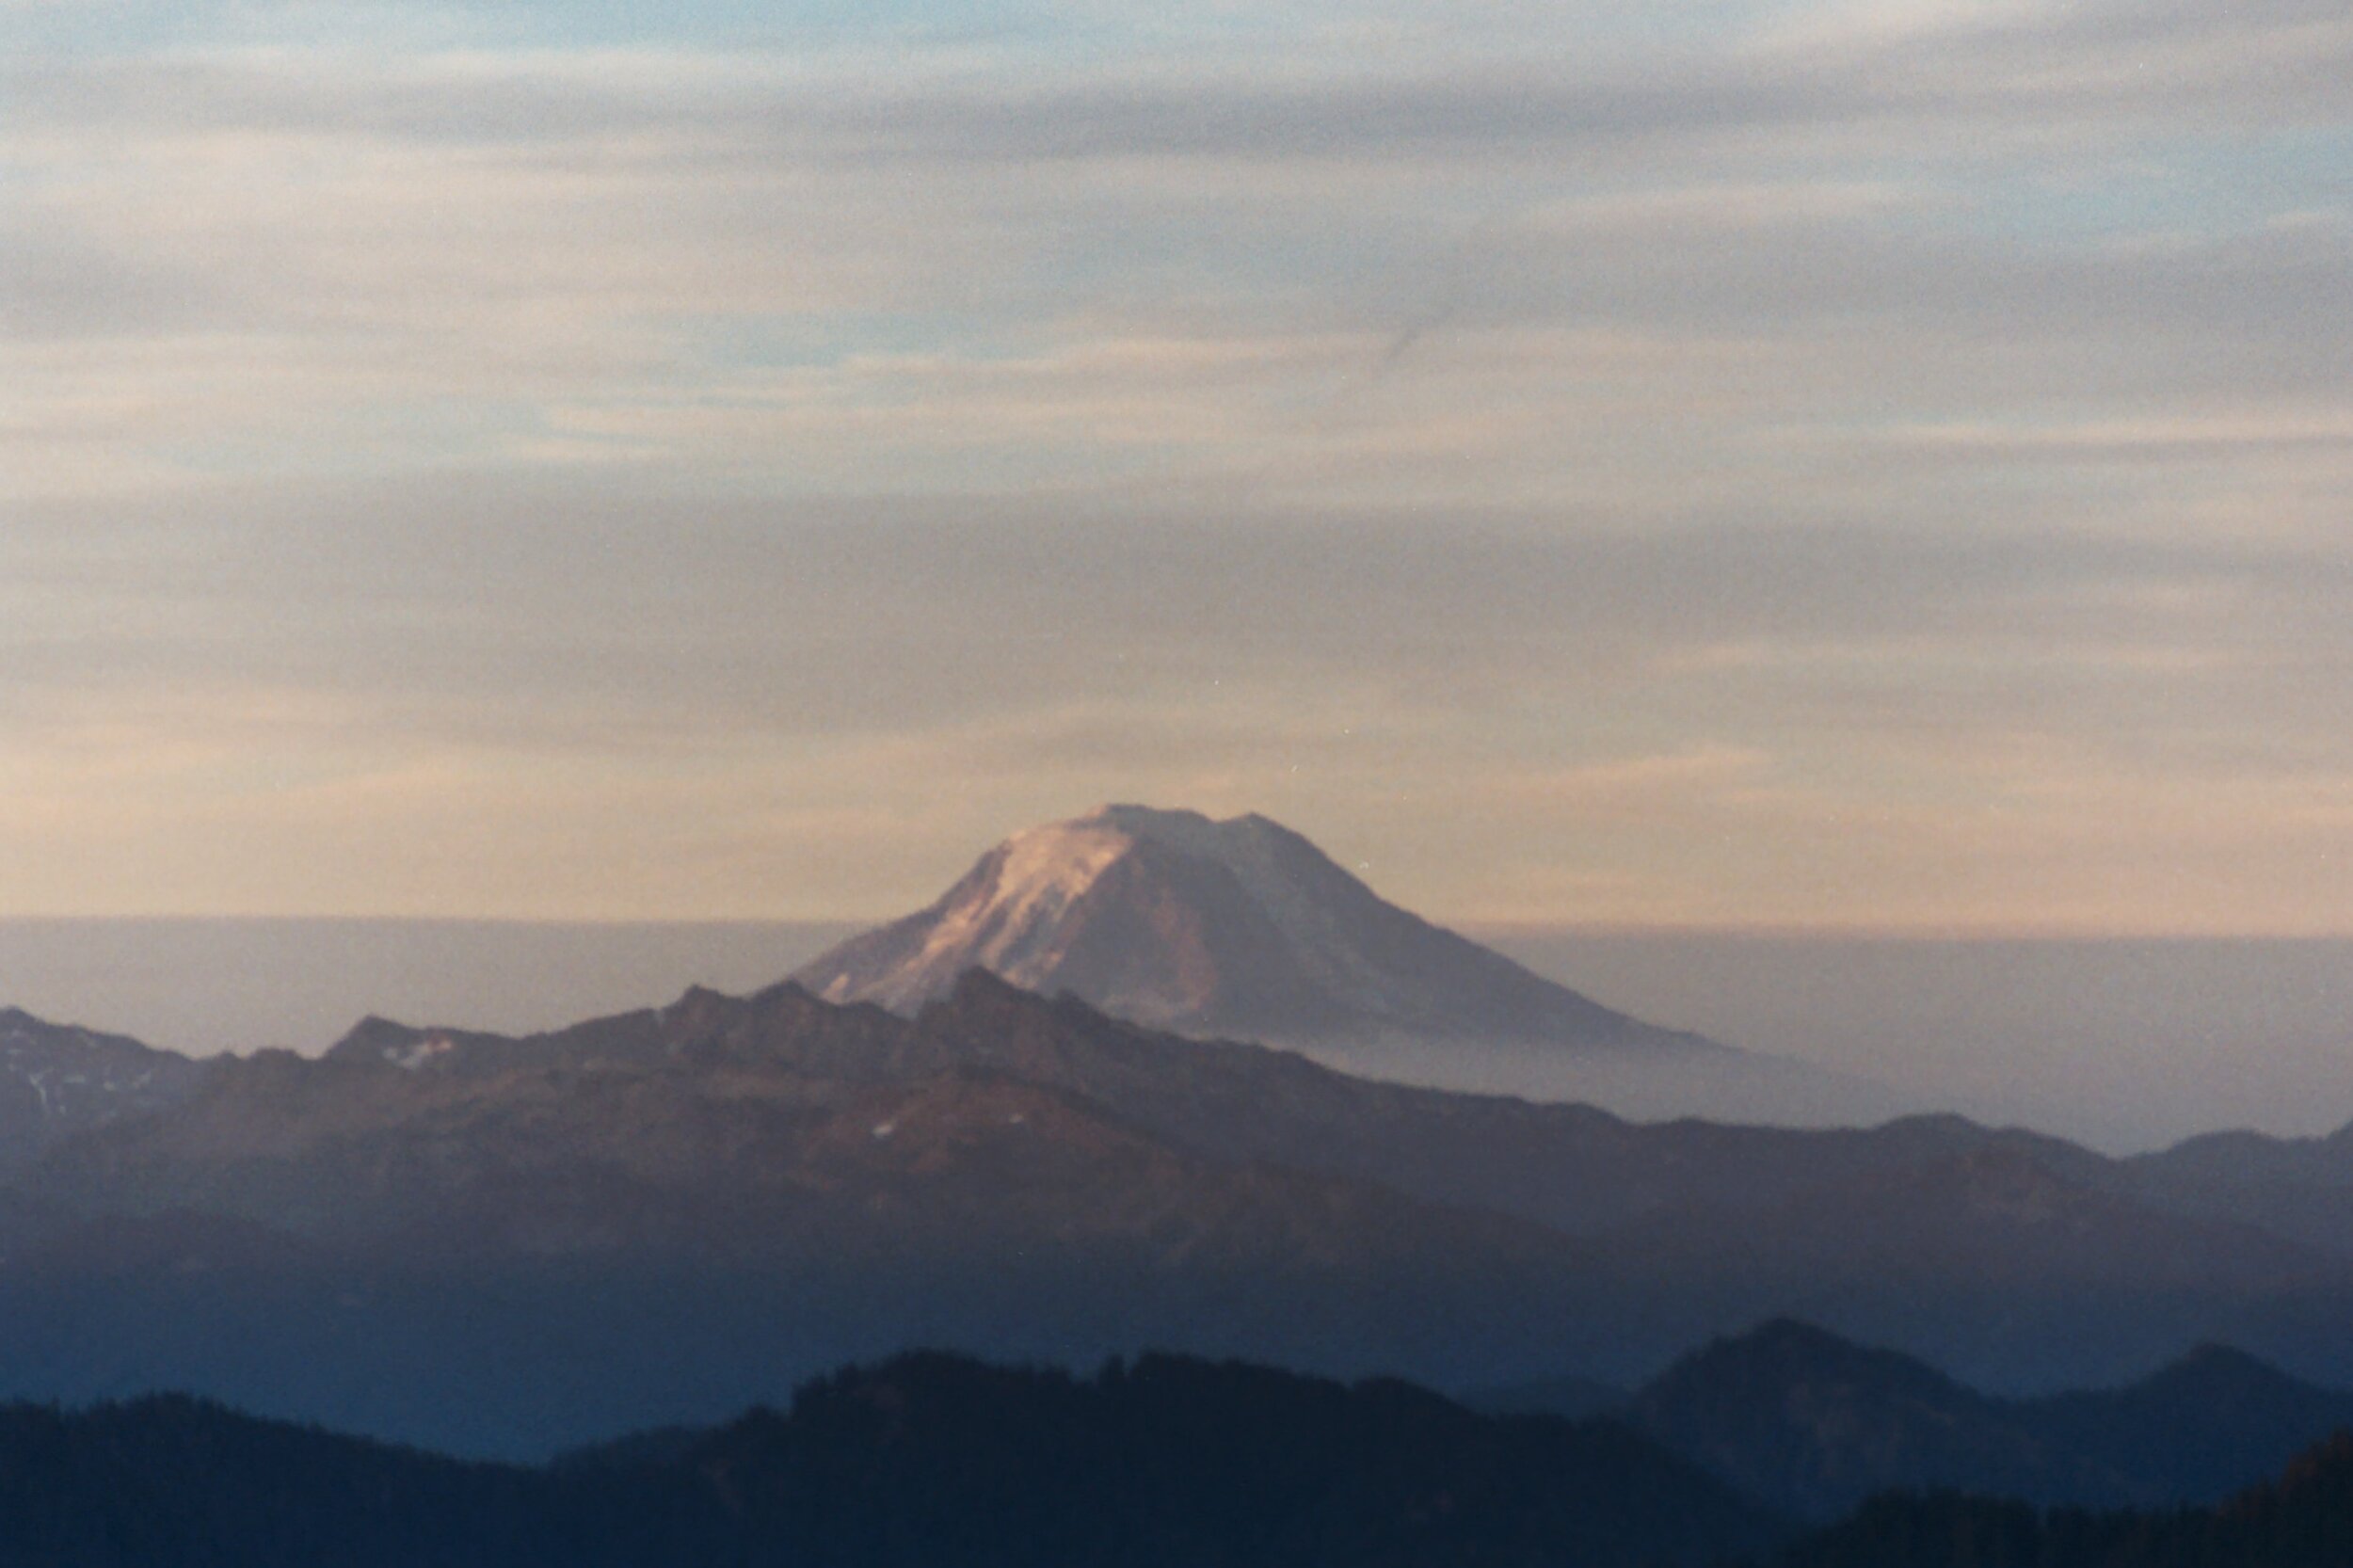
<box><xmin>4</xmin><ymin>0</ymin><xmax>2349</xmax><ymax>929</ymax></box>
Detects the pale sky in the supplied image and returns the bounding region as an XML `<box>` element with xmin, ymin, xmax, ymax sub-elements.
<box><xmin>6</xmin><ymin>0</ymin><xmax>2351</xmax><ymax>933</ymax></box>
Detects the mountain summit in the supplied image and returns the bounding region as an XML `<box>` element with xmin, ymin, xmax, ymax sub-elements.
<box><xmin>793</xmin><ymin>805</ymin><xmax>1712</xmax><ymax>1054</ymax></box>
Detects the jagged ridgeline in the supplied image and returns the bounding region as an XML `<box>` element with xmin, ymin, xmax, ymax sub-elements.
<box><xmin>2</xmin><ymin>964</ymin><xmax>2353</xmax><ymax>1459</ymax></box>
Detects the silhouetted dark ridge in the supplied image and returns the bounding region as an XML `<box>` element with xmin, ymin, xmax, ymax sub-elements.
<box><xmin>1657</xmin><ymin>1319</ymin><xmax>1929</xmax><ymax>1390</ymax></box>
<box><xmin>0</xmin><ymin>1359</ymin><xmax>1789</xmax><ymax>1568</ymax></box>
<box><xmin>2155</xmin><ymin>1340</ymin><xmax>2311</xmax><ymax>1393</ymax></box>
<box><xmin>0</xmin><ymin>1392</ymin><xmax>565</xmax><ymax>1567</ymax></box>
<box><xmin>691</xmin><ymin>1351</ymin><xmax>1789</xmax><ymax>1568</ymax></box>
<box><xmin>1778</xmin><ymin>1430</ymin><xmax>2353</xmax><ymax>1568</ymax></box>
<box><xmin>2025</xmin><ymin>1340</ymin><xmax>2353</xmax><ymax>1503</ymax></box>
<box><xmin>6</xmin><ymin>1352</ymin><xmax>2350</xmax><ymax>1567</ymax></box>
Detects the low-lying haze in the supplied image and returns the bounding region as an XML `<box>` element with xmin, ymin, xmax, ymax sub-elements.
<box><xmin>3</xmin><ymin>918</ymin><xmax>2343</xmax><ymax>1153</ymax></box>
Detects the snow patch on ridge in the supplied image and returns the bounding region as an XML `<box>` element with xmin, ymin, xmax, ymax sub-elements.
<box><xmin>386</xmin><ymin>1033</ymin><xmax>456</xmax><ymax>1071</ymax></box>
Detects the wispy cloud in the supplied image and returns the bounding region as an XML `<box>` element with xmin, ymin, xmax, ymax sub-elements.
<box><xmin>4</xmin><ymin>0</ymin><xmax>2349</xmax><ymax>929</ymax></box>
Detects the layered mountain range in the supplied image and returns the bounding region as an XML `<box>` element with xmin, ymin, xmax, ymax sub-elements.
<box><xmin>0</xmin><ymin>807</ymin><xmax>2348</xmax><ymax>1463</ymax></box>
<box><xmin>1</xmin><ymin>968</ymin><xmax>2351</xmax><ymax>1456</ymax></box>
<box><xmin>1487</xmin><ymin>1317</ymin><xmax>2353</xmax><ymax>1520</ymax></box>
<box><xmin>2</xmin><ymin>802</ymin><xmax>2347</xmax><ymax>1568</ymax></box>
<box><xmin>1</xmin><ymin>1346</ymin><xmax>2347</xmax><ymax>1568</ymax></box>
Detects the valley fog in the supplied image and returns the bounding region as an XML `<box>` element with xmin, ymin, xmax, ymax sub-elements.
<box><xmin>3</xmin><ymin>918</ymin><xmax>2343</xmax><ymax>1154</ymax></box>
<box><xmin>1474</xmin><ymin>929</ymin><xmax>2353</xmax><ymax>1154</ymax></box>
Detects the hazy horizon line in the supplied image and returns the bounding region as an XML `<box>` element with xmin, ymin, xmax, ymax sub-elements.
<box><xmin>7</xmin><ymin>912</ymin><xmax>2352</xmax><ymax>945</ymax></box>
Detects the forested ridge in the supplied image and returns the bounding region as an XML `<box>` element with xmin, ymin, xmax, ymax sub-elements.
<box><xmin>0</xmin><ymin>1355</ymin><xmax>2343</xmax><ymax>1567</ymax></box>
<box><xmin>0</xmin><ymin>1355</ymin><xmax>1782</xmax><ymax>1568</ymax></box>
<box><xmin>1778</xmin><ymin>1432</ymin><xmax>2353</xmax><ymax>1568</ymax></box>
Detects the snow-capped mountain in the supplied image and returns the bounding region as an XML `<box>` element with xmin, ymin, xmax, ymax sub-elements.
<box><xmin>0</xmin><ymin>1007</ymin><xmax>205</xmax><ymax>1164</ymax></box>
<box><xmin>793</xmin><ymin>805</ymin><xmax>1718</xmax><ymax>1054</ymax></box>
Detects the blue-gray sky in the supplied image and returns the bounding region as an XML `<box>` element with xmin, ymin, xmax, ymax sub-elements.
<box><xmin>7</xmin><ymin>0</ymin><xmax>2351</xmax><ymax>931</ymax></box>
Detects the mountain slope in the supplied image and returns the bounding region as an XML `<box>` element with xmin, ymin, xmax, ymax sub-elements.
<box><xmin>2025</xmin><ymin>1342</ymin><xmax>2353</xmax><ymax>1503</ymax></box>
<box><xmin>32</xmin><ymin>1036</ymin><xmax>1565</xmax><ymax>1280</ymax></box>
<box><xmin>16</xmin><ymin>984</ymin><xmax>1632</xmax><ymax>1453</ymax></box>
<box><xmin>794</xmin><ymin>805</ymin><xmax>1719</xmax><ymax>1052</ymax></box>
<box><xmin>0</xmin><ymin>1008</ymin><xmax>205</xmax><ymax>1169</ymax></box>
<box><xmin>1618</xmin><ymin>1320</ymin><xmax>2353</xmax><ymax>1520</ymax></box>
<box><xmin>1586</xmin><ymin>1139</ymin><xmax>2352</xmax><ymax>1391</ymax></box>
<box><xmin>2124</xmin><ymin>1122</ymin><xmax>2353</xmax><ymax>1257</ymax></box>
<box><xmin>1635</xmin><ymin>1320</ymin><xmax>2130</xmax><ymax>1518</ymax></box>
<box><xmin>302</xmin><ymin>973</ymin><xmax>2124</xmax><ymax>1243</ymax></box>
<box><xmin>14</xmin><ymin>976</ymin><xmax>2353</xmax><ymax>1453</ymax></box>
<box><xmin>1632</xmin><ymin>1321</ymin><xmax>2121</xmax><ymax>1519</ymax></box>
